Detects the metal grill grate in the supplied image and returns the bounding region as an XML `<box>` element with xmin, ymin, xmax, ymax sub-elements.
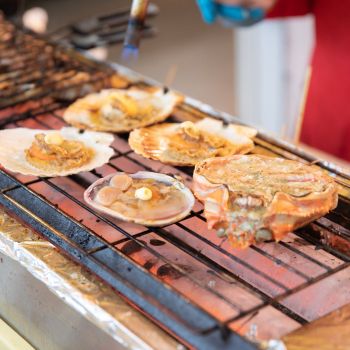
<box><xmin>1</xmin><ymin>16</ymin><xmax>350</xmax><ymax>349</ymax></box>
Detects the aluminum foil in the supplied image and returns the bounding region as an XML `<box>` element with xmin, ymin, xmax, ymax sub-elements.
<box><xmin>0</xmin><ymin>209</ymin><xmax>179</xmax><ymax>350</ymax></box>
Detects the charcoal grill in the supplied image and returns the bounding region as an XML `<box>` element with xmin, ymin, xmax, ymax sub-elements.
<box><xmin>1</xmin><ymin>15</ymin><xmax>350</xmax><ymax>350</ymax></box>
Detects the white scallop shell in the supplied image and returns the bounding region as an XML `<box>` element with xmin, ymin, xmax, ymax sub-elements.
<box><xmin>63</xmin><ymin>87</ymin><xmax>183</xmax><ymax>132</ymax></box>
<box><xmin>84</xmin><ymin>171</ymin><xmax>195</xmax><ymax>226</ymax></box>
<box><xmin>0</xmin><ymin>127</ymin><xmax>114</xmax><ymax>177</ymax></box>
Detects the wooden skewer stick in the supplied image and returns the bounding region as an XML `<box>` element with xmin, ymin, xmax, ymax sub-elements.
<box><xmin>163</xmin><ymin>64</ymin><xmax>178</xmax><ymax>93</ymax></box>
<box><xmin>294</xmin><ymin>65</ymin><xmax>313</xmax><ymax>144</ymax></box>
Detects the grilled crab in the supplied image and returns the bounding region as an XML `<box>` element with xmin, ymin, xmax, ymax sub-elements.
<box><xmin>193</xmin><ymin>155</ymin><xmax>338</xmax><ymax>249</ymax></box>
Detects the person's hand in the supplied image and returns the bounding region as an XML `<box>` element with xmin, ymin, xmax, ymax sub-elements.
<box><xmin>196</xmin><ymin>0</ymin><xmax>276</xmax><ymax>25</ymax></box>
<box><xmin>217</xmin><ymin>0</ymin><xmax>276</xmax><ymax>12</ymax></box>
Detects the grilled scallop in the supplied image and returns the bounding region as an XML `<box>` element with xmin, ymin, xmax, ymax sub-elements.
<box><xmin>193</xmin><ymin>155</ymin><xmax>338</xmax><ymax>249</ymax></box>
<box><xmin>129</xmin><ymin>117</ymin><xmax>257</xmax><ymax>166</ymax></box>
<box><xmin>84</xmin><ymin>171</ymin><xmax>195</xmax><ymax>226</ymax></box>
<box><xmin>63</xmin><ymin>87</ymin><xmax>183</xmax><ymax>132</ymax></box>
<box><xmin>0</xmin><ymin>127</ymin><xmax>114</xmax><ymax>177</ymax></box>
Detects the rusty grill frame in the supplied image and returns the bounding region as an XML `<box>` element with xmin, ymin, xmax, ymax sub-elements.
<box><xmin>1</xmin><ymin>19</ymin><xmax>350</xmax><ymax>350</ymax></box>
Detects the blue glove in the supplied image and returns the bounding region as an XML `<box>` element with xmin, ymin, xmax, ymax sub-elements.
<box><xmin>196</xmin><ymin>0</ymin><xmax>265</xmax><ymax>27</ymax></box>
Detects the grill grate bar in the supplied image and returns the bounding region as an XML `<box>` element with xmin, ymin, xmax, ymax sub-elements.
<box><xmin>1</xmin><ymin>178</ymin><xmax>44</xmax><ymax>193</ymax></box>
<box><xmin>98</xmin><ymin>229</ymin><xmax>153</xmax><ymax>249</ymax></box>
<box><xmin>0</xmin><ymin>66</ymin><xmax>50</xmax><ymax>84</ymax></box>
<box><xmin>278</xmin><ymin>241</ymin><xmax>332</xmax><ymax>271</ymax></box>
<box><xmin>0</xmin><ymin>74</ymin><xmax>109</xmax><ymax>110</ymax></box>
<box><xmin>175</xmin><ymin>221</ymin><xmax>289</xmax><ymax>291</ymax></box>
<box><xmin>86</xmin><ymin>230</ymin><xmax>153</xmax><ymax>255</ymax></box>
<box><xmin>316</xmin><ymin>216</ymin><xmax>350</xmax><ymax>239</ymax></box>
<box><xmin>295</xmin><ymin>227</ymin><xmax>350</xmax><ymax>262</ymax></box>
<box><xmin>2</xmin><ymin>66</ymin><xmax>80</xmax><ymax>91</ymax></box>
<box><xmin>249</xmin><ymin>245</ymin><xmax>312</xmax><ymax>280</ymax></box>
<box><xmin>0</xmin><ymin>43</ymin><xmax>45</xmax><ymax>59</ymax></box>
<box><xmin>0</xmin><ymin>102</ymin><xmax>69</xmax><ymax>128</ymax></box>
<box><xmin>218</xmin><ymin>261</ymin><xmax>350</xmax><ymax>329</ymax></box>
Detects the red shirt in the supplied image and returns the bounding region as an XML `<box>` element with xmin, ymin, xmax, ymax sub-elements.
<box><xmin>269</xmin><ymin>0</ymin><xmax>350</xmax><ymax>161</ymax></box>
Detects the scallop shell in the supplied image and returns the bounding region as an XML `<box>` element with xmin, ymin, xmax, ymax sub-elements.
<box><xmin>84</xmin><ymin>171</ymin><xmax>195</xmax><ymax>226</ymax></box>
<box><xmin>63</xmin><ymin>87</ymin><xmax>183</xmax><ymax>133</ymax></box>
<box><xmin>0</xmin><ymin>127</ymin><xmax>114</xmax><ymax>177</ymax></box>
<box><xmin>129</xmin><ymin>117</ymin><xmax>257</xmax><ymax>166</ymax></box>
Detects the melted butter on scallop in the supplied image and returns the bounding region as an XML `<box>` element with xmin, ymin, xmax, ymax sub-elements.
<box><xmin>44</xmin><ymin>132</ymin><xmax>64</xmax><ymax>145</ymax></box>
<box><xmin>135</xmin><ymin>187</ymin><xmax>153</xmax><ymax>200</ymax></box>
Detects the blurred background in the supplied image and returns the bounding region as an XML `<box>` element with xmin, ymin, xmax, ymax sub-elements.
<box><xmin>3</xmin><ymin>0</ymin><xmax>314</xmax><ymax>140</ymax></box>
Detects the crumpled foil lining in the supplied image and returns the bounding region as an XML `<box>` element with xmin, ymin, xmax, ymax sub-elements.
<box><xmin>0</xmin><ymin>209</ymin><xmax>180</xmax><ymax>350</ymax></box>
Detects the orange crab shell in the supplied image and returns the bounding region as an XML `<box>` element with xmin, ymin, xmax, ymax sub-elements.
<box><xmin>193</xmin><ymin>155</ymin><xmax>339</xmax><ymax>249</ymax></box>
